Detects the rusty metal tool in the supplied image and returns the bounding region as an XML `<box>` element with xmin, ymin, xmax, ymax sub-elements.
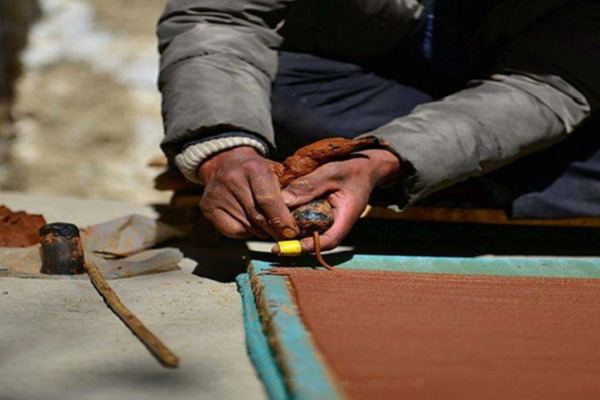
<box><xmin>39</xmin><ymin>223</ymin><xmax>86</xmax><ymax>275</ymax></box>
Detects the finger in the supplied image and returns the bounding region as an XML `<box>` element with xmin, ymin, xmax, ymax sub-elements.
<box><xmin>271</xmin><ymin>235</ymin><xmax>320</xmax><ymax>254</ymax></box>
<box><xmin>249</xmin><ymin>173</ymin><xmax>299</xmax><ymax>240</ymax></box>
<box><xmin>304</xmin><ymin>197</ymin><xmax>366</xmax><ymax>253</ymax></box>
<box><xmin>271</xmin><ymin>220</ymin><xmax>352</xmax><ymax>254</ymax></box>
<box><xmin>226</xmin><ymin>183</ymin><xmax>274</xmax><ymax>239</ymax></box>
<box><xmin>249</xmin><ymin>227</ymin><xmax>270</xmax><ymax>239</ymax></box>
<box><xmin>320</xmin><ymin>195</ymin><xmax>367</xmax><ymax>248</ymax></box>
<box><xmin>281</xmin><ymin>165</ymin><xmax>340</xmax><ymax>207</ymax></box>
<box><xmin>240</xmin><ymin>219</ymin><xmax>270</xmax><ymax>239</ymax></box>
<box><xmin>203</xmin><ymin>207</ymin><xmax>252</xmax><ymax>239</ymax></box>
<box><xmin>201</xmin><ymin>188</ymin><xmax>265</xmax><ymax>237</ymax></box>
<box><xmin>270</xmin><ymin>235</ymin><xmax>335</xmax><ymax>255</ymax></box>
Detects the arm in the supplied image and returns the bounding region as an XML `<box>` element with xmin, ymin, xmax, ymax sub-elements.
<box><xmin>158</xmin><ymin>0</ymin><xmax>297</xmax><ymax>162</ymax></box>
<box><xmin>158</xmin><ymin>0</ymin><xmax>300</xmax><ymax>239</ymax></box>
<box><xmin>362</xmin><ymin>0</ymin><xmax>598</xmax><ymax>208</ymax></box>
<box><xmin>282</xmin><ymin>0</ymin><xmax>599</xmax><ymax>252</ymax></box>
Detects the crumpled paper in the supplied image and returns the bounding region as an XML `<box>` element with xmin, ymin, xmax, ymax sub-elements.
<box><xmin>0</xmin><ymin>215</ymin><xmax>185</xmax><ymax>280</ymax></box>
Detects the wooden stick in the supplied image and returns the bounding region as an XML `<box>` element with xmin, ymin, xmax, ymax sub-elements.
<box><xmin>85</xmin><ymin>262</ymin><xmax>179</xmax><ymax>368</ymax></box>
<box><xmin>313</xmin><ymin>231</ymin><xmax>336</xmax><ymax>271</ymax></box>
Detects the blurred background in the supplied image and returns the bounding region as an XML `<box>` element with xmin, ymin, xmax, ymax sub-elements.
<box><xmin>0</xmin><ymin>0</ymin><xmax>171</xmax><ymax>203</ymax></box>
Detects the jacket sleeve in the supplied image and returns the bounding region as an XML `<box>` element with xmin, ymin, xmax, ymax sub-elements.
<box><xmin>157</xmin><ymin>0</ymin><xmax>296</xmax><ymax>161</ymax></box>
<box><xmin>363</xmin><ymin>0</ymin><xmax>598</xmax><ymax>209</ymax></box>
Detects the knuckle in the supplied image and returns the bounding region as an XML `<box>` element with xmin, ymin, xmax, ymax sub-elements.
<box><xmin>228</xmin><ymin>231</ymin><xmax>250</xmax><ymax>240</ymax></box>
<box><xmin>199</xmin><ymin>198</ymin><xmax>221</xmax><ymax>214</ymax></box>
<box><xmin>255</xmin><ymin>193</ymin><xmax>278</xmax><ymax>207</ymax></box>
<box><xmin>268</xmin><ymin>216</ymin><xmax>284</xmax><ymax>228</ymax></box>
<box><xmin>222</xmin><ymin>225</ymin><xmax>250</xmax><ymax>239</ymax></box>
<box><xmin>199</xmin><ymin>196</ymin><xmax>210</xmax><ymax>208</ymax></box>
<box><xmin>322</xmin><ymin>164</ymin><xmax>345</xmax><ymax>180</ymax></box>
<box><xmin>246</xmin><ymin>208</ymin><xmax>267</xmax><ymax>226</ymax></box>
<box><xmin>252</xmin><ymin>213</ymin><xmax>267</xmax><ymax>225</ymax></box>
<box><xmin>224</xmin><ymin>172</ymin><xmax>246</xmax><ymax>187</ymax></box>
<box><xmin>299</xmin><ymin>240</ymin><xmax>313</xmax><ymax>253</ymax></box>
<box><xmin>330</xmin><ymin>237</ymin><xmax>342</xmax><ymax>248</ymax></box>
<box><xmin>322</xmin><ymin>234</ymin><xmax>341</xmax><ymax>250</ymax></box>
<box><xmin>240</xmin><ymin>158</ymin><xmax>267</xmax><ymax>173</ymax></box>
<box><xmin>289</xmin><ymin>179</ymin><xmax>315</xmax><ymax>193</ymax></box>
<box><xmin>199</xmin><ymin>201</ymin><xmax>214</xmax><ymax>216</ymax></box>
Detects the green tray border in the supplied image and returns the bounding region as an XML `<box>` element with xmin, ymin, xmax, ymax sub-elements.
<box><xmin>240</xmin><ymin>255</ymin><xmax>600</xmax><ymax>399</ymax></box>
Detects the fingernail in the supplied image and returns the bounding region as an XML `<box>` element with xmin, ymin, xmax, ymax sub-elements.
<box><xmin>282</xmin><ymin>191</ymin><xmax>297</xmax><ymax>206</ymax></box>
<box><xmin>282</xmin><ymin>227</ymin><xmax>297</xmax><ymax>239</ymax></box>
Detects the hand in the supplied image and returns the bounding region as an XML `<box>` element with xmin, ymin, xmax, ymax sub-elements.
<box><xmin>273</xmin><ymin>149</ymin><xmax>402</xmax><ymax>253</ymax></box>
<box><xmin>198</xmin><ymin>146</ymin><xmax>299</xmax><ymax>240</ymax></box>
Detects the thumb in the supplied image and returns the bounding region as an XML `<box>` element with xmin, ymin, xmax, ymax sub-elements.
<box><xmin>281</xmin><ymin>170</ymin><xmax>336</xmax><ymax>207</ymax></box>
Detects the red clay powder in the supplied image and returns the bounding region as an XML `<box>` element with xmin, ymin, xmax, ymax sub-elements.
<box><xmin>0</xmin><ymin>205</ymin><xmax>47</xmax><ymax>247</ymax></box>
<box><xmin>275</xmin><ymin>269</ymin><xmax>600</xmax><ymax>399</ymax></box>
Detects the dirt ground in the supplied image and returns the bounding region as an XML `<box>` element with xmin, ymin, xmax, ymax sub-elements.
<box><xmin>6</xmin><ymin>0</ymin><xmax>171</xmax><ymax>203</ymax></box>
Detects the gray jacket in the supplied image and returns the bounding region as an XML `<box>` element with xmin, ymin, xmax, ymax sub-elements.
<box><xmin>158</xmin><ymin>0</ymin><xmax>598</xmax><ymax>208</ymax></box>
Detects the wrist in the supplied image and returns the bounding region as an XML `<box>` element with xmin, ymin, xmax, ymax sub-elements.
<box><xmin>175</xmin><ymin>135</ymin><xmax>268</xmax><ymax>183</ymax></box>
<box><xmin>360</xmin><ymin>149</ymin><xmax>403</xmax><ymax>187</ymax></box>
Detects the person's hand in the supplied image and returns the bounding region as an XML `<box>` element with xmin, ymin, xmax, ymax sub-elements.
<box><xmin>273</xmin><ymin>149</ymin><xmax>402</xmax><ymax>253</ymax></box>
<box><xmin>198</xmin><ymin>146</ymin><xmax>299</xmax><ymax>240</ymax></box>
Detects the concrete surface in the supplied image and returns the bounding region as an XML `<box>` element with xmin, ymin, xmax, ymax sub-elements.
<box><xmin>0</xmin><ymin>192</ymin><xmax>267</xmax><ymax>400</ymax></box>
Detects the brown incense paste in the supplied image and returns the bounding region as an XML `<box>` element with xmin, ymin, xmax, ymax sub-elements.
<box><xmin>272</xmin><ymin>136</ymin><xmax>386</xmax><ymax>188</ymax></box>
<box><xmin>273</xmin><ymin>269</ymin><xmax>600</xmax><ymax>399</ymax></box>
<box><xmin>0</xmin><ymin>205</ymin><xmax>47</xmax><ymax>247</ymax></box>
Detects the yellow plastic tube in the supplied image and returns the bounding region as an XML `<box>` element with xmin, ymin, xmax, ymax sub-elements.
<box><xmin>277</xmin><ymin>240</ymin><xmax>302</xmax><ymax>257</ymax></box>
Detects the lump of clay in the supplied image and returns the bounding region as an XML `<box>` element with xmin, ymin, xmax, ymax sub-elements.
<box><xmin>271</xmin><ymin>137</ymin><xmax>387</xmax><ymax>238</ymax></box>
<box><xmin>272</xmin><ymin>136</ymin><xmax>387</xmax><ymax>188</ymax></box>
<box><xmin>291</xmin><ymin>199</ymin><xmax>335</xmax><ymax>237</ymax></box>
<box><xmin>0</xmin><ymin>205</ymin><xmax>47</xmax><ymax>247</ymax></box>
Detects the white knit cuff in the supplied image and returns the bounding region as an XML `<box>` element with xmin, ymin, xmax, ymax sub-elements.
<box><xmin>174</xmin><ymin>136</ymin><xmax>269</xmax><ymax>183</ymax></box>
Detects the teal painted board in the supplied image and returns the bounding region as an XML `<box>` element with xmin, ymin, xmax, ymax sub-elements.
<box><xmin>255</xmin><ymin>254</ymin><xmax>600</xmax><ymax>278</ymax></box>
<box><xmin>243</xmin><ymin>255</ymin><xmax>600</xmax><ymax>399</ymax></box>
<box><xmin>248</xmin><ymin>265</ymin><xmax>343</xmax><ymax>400</ymax></box>
<box><xmin>237</xmin><ymin>274</ymin><xmax>288</xmax><ymax>400</ymax></box>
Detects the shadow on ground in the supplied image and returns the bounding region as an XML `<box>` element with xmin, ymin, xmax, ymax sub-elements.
<box><xmin>152</xmin><ymin>204</ymin><xmax>600</xmax><ymax>280</ymax></box>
